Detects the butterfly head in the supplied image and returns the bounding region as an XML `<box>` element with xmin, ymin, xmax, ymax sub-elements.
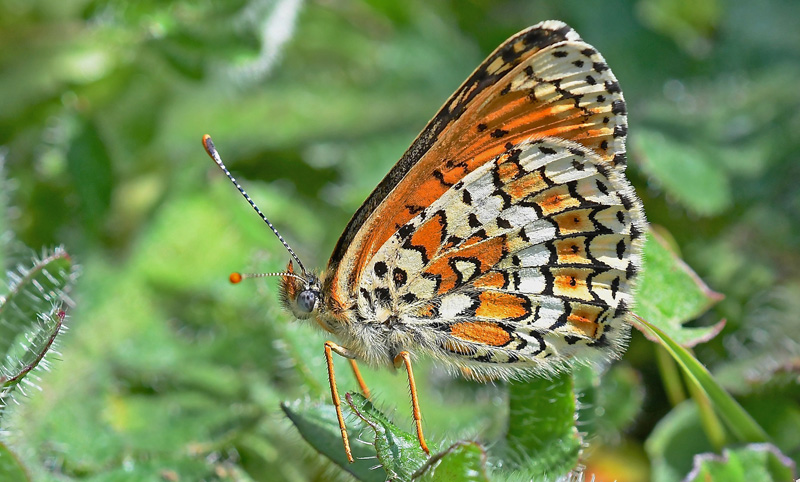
<box><xmin>279</xmin><ymin>260</ymin><xmax>322</xmax><ymax>319</ymax></box>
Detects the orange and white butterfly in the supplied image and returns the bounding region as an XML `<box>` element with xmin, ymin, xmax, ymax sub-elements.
<box><xmin>203</xmin><ymin>20</ymin><xmax>645</xmax><ymax>462</ymax></box>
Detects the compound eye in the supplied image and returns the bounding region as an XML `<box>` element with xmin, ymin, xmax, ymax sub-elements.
<box><xmin>297</xmin><ymin>290</ymin><xmax>318</xmax><ymax>313</ymax></box>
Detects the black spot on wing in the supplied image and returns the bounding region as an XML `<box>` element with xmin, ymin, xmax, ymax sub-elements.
<box><xmin>610</xmin><ymin>276</ymin><xmax>620</xmax><ymax>299</ymax></box>
<box><xmin>491</xmin><ymin>128</ymin><xmax>509</xmax><ymax>138</ymax></box>
<box><xmin>611</xmin><ymin>99</ymin><xmax>627</xmax><ymax>115</ymax></box>
<box><xmin>625</xmin><ymin>262</ymin><xmax>637</xmax><ymax>280</ymax></box>
<box><xmin>462</xmin><ymin>189</ymin><xmax>472</xmax><ymax>206</ymax></box>
<box><xmin>568</xmin><ymin>147</ymin><xmax>586</xmax><ymax>157</ymax></box>
<box><xmin>398</xmin><ymin>224</ymin><xmax>414</xmax><ymax>239</ymax></box>
<box><xmin>604</xmin><ymin>80</ymin><xmax>621</xmax><ymax>94</ymax></box>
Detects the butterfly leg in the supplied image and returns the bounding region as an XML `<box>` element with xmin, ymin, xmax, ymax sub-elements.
<box><xmin>324</xmin><ymin>340</ymin><xmax>357</xmax><ymax>463</ymax></box>
<box><xmin>393</xmin><ymin>351</ymin><xmax>430</xmax><ymax>455</ymax></box>
<box><xmin>348</xmin><ymin>359</ymin><xmax>371</xmax><ymax>399</ymax></box>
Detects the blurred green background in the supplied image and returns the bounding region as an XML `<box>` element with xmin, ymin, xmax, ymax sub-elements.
<box><xmin>1</xmin><ymin>0</ymin><xmax>799</xmax><ymax>480</ymax></box>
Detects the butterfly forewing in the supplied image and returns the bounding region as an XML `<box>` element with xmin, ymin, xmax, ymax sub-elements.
<box><xmin>326</xmin><ymin>21</ymin><xmax>629</xmax><ymax>315</ymax></box>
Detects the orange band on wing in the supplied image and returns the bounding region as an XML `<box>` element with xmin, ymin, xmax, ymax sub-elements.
<box><xmin>409</xmin><ymin>211</ymin><xmax>446</xmax><ymax>260</ymax></box>
<box><xmin>451</xmin><ymin>321</ymin><xmax>511</xmax><ymax>346</ymax></box>
<box><xmin>473</xmin><ymin>271</ymin><xmax>506</xmax><ymax>289</ymax></box>
<box><xmin>424</xmin><ymin>236</ymin><xmax>506</xmax><ymax>294</ymax></box>
<box><xmin>566</xmin><ymin>303</ymin><xmax>604</xmax><ymax>338</ymax></box>
<box><xmin>551</xmin><ymin>267</ymin><xmax>594</xmax><ymax>301</ymax></box>
<box><xmin>475</xmin><ymin>291</ymin><xmax>529</xmax><ymax>320</ymax></box>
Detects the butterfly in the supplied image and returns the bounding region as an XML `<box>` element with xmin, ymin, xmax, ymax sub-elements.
<box><xmin>203</xmin><ymin>19</ymin><xmax>645</xmax><ymax>463</ymax></box>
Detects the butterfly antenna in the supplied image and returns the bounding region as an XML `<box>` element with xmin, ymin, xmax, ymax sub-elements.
<box><xmin>229</xmin><ymin>271</ymin><xmax>306</xmax><ymax>284</ymax></box>
<box><xmin>202</xmin><ymin>134</ymin><xmax>307</xmax><ymax>275</ymax></box>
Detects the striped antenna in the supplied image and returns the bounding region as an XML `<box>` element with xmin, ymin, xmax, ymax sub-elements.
<box><xmin>203</xmin><ymin>134</ymin><xmax>307</xmax><ymax>275</ymax></box>
<box><xmin>229</xmin><ymin>271</ymin><xmax>306</xmax><ymax>284</ymax></box>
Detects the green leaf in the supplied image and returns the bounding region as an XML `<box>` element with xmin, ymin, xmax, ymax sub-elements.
<box><xmin>634</xmin><ymin>231</ymin><xmax>724</xmax><ymax>347</ymax></box>
<box><xmin>685</xmin><ymin>444</ymin><xmax>795</xmax><ymax>482</ymax></box>
<box><xmin>502</xmin><ymin>371</ymin><xmax>581</xmax><ymax>477</ymax></box>
<box><xmin>281</xmin><ymin>398</ymin><xmax>386</xmax><ymax>482</ymax></box>
<box><xmin>413</xmin><ymin>441</ymin><xmax>489</xmax><ymax>482</ymax></box>
<box><xmin>0</xmin><ymin>442</ymin><xmax>30</xmax><ymax>482</ymax></box>
<box><xmin>0</xmin><ymin>247</ymin><xmax>77</xmax><ymax>420</ymax></box>
<box><xmin>631</xmin><ymin>315</ymin><xmax>769</xmax><ymax>444</ymax></box>
<box><xmin>635</xmin><ymin>129</ymin><xmax>732</xmax><ymax>216</ymax></box>
<box><xmin>346</xmin><ymin>392</ymin><xmax>431</xmax><ymax>481</ymax></box>
<box><xmin>0</xmin><ymin>247</ymin><xmax>75</xmax><ymax>355</ymax></box>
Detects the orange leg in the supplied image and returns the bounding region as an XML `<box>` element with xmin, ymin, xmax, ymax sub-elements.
<box><xmin>393</xmin><ymin>351</ymin><xmax>430</xmax><ymax>455</ymax></box>
<box><xmin>348</xmin><ymin>359</ymin><xmax>371</xmax><ymax>399</ymax></box>
<box><xmin>324</xmin><ymin>341</ymin><xmax>354</xmax><ymax>463</ymax></box>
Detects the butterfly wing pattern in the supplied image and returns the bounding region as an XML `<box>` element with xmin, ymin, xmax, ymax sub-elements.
<box><xmin>207</xmin><ymin>19</ymin><xmax>645</xmax><ymax>463</ymax></box>
<box><xmin>309</xmin><ymin>20</ymin><xmax>645</xmax><ymax>380</ymax></box>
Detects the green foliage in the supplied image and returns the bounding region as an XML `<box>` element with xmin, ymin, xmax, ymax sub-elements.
<box><xmin>632</xmin><ymin>316</ymin><xmax>768</xmax><ymax>444</ymax></box>
<box><xmin>501</xmin><ymin>372</ymin><xmax>581</xmax><ymax>476</ymax></box>
<box><xmin>413</xmin><ymin>442</ymin><xmax>489</xmax><ymax>482</ymax></box>
<box><xmin>0</xmin><ymin>162</ymin><xmax>78</xmax><ymax>478</ymax></box>
<box><xmin>0</xmin><ymin>442</ymin><xmax>30</xmax><ymax>482</ymax></box>
<box><xmin>685</xmin><ymin>444</ymin><xmax>795</xmax><ymax>482</ymax></box>
<box><xmin>345</xmin><ymin>392</ymin><xmax>431</xmax><ymax>480</ymax></box>
<box><xmin>635</xmin><ymin>231</ymin><xmax>725</xmax><ymax>346</ymax></box>
<box><xmin>281</xmin><ymin>398</ymin><xmax>387</xmax><ymax>482</ymax></box>
<box><xmin>0</xmin><ymin>249</ymin><xmax>75</xmax><ymax>416</ymax></box>
<box><xmin>1</xmin><ymin>0</ymin><xmax>799</xmax><ymax>481</ymax></box>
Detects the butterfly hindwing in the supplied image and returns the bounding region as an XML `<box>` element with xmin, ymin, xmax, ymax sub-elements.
<box><xmin>356</xmin><ymin>137</ymin><xmax>644</xmax><ymax>377</ymax></box>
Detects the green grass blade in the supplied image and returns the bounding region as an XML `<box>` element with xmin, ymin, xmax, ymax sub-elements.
<box><xmin>631</xmin><ymin>315</ymin><xmax>769</xmax><ymax>443</ymax></box>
